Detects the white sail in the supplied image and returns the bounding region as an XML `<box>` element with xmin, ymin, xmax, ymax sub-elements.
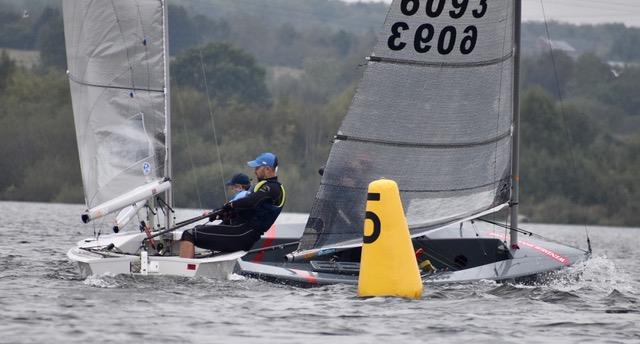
<box><xmin>63</xmin><ymin>0</ymin><xmax>170</xmax><ymax>221</ymax></box>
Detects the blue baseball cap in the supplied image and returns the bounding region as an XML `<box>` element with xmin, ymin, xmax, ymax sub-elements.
<box><xmin>247</xmin><ymin>152</ymin><xmax>278</xmax><ymax>168</ymax></box>
<box><xmin>225</xmin><ymin>173</ymin><xmax>250</xmax><ymax>186</ymax></box>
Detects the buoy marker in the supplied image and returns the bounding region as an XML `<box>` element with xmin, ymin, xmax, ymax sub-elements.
<box><xmin>357</xmin><ymin>179</ymin><xmax>423</xmax><ymax>299</ymax></box>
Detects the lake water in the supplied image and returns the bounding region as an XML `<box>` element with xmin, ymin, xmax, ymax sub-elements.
<box><xmin>0</xmin><ymin>201</ymin><xmax>638</xmax><ymax>343</ymax></box>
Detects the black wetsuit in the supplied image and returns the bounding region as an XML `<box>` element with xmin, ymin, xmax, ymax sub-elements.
<box><xmin>182</xmin><ymin>177</ymin><xmax>285</xmax><ymax>252</ymax></box>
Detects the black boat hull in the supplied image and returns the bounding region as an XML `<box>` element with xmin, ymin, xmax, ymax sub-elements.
<box><xmin>240</xmin><ymin>221</ymin><xmax>590</xmax><ymax>287</ymax></box>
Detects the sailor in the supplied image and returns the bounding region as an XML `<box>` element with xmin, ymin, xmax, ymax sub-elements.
<box><xmin>179</xmin><ymin>152</ymin><xmax>286</xmax><ymax>257</ymax></box>
<box><xmin>202</xmin><ymin>173</ymin><xmax>251</xmax><ymax>225</ymax></box>
<box><xmin>226</xmin><ymin>173</ymin><xmax>251</xmax><ymax>201</ymax></box>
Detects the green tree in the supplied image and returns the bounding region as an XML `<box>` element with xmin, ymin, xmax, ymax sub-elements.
<box><xmin>611</xmin><ymin>29</ymin><xmax>640</xmax><ymax>62</ymax></box>
<box><xmin>0</xmin><ymin>8</ymin><xmax>35</xmax><ymax>49</ymax></box>
<box><xmin>598</xmin><ymin>67</ymin><xmax>640</xmax><ymax>116</ymax></box>
<box><xmin>567</xmin><ymin>53</ymin><xmax>615</xmax><ymax>98</ymax></box>
<box><xmin>0</xmin><ymin>50</ymin><xmax>15</xmax><ymax>90</ymax></box>
<box><xmin>36</xmin><ymin>7</ymin><xmax>66</xmax><ymax>70</ymax></box>
<box><xmin>172</xmin><ymin>43</ymin><xmax>271</xmax><ymax>106</ymax></box>
<box><xmin>522</xmin><ymin>51</ymin><xmax>575</xmax><ymax>99</ymax></box>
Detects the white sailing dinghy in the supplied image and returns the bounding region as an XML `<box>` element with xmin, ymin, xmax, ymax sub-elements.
<box><xmin>64</xmin><ymin>0</ymin><xmax>245</xmax><ymax>278</ymax></box>
<box><xmin>238</xmin><ymin>0</ymin><xmax>592</xmax><ymax>286</ymax></box>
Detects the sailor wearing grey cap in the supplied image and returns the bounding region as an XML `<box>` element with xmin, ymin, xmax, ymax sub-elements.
<box><xmin>179</xmin><ymin>152</ymin><xmax>286</xmax><ymax>257</ymax></box>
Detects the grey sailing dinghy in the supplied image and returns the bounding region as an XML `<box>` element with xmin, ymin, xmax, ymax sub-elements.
<box><xmin>237</xmin><ymin>0</ymin><xmax>591</xmax><ymax>286</ymax></box>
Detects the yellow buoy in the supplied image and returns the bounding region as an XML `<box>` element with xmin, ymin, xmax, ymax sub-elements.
<box><xmin>357</xmin><ymin>179</ymin><xmax>423</xmax><ymax>299</ymax></box>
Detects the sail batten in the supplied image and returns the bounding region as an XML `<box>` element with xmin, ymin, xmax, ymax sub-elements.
<box><xmin>67</xmin><ymin>73</ymin><xmax>165</xmax><ymax>93</ymax></box>
<box><xmin>301</xmin><ymin>0</ymin><xmax>514</xmax><ymax>250</ymax></box>
<box><xmin>369</xmin><ymin>51</ymin><xmax>513</xmax><ymax>67</ymax></box>
<box><xmin>336</xmin><ymin>129</ymin><xmax>511</xmax><ymax>148</ymax></box>
<box><xmin>64</xmin><ymin>0</ymin><xmax>169</xmax><ymax>214</ymax></box>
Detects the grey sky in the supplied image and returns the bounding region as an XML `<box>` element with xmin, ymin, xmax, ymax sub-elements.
<box><xmin>341</xmin><ymin>0</ymin><xmax>640</xmax><ymax>27</ymax></box>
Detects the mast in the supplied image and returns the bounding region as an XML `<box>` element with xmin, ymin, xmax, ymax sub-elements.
<box><xmin>510</xmin><ymin>0</ymin><xmax>522</xmax><ymax>249</ymax></box>
<box><xmin>162</xmin><ymin>0</ymin><xmax>174</xmax><ymax>228</ymax></box>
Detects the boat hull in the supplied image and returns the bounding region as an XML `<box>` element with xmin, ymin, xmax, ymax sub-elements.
<box><xmin>67</xmin><ymin>221</ymin><xmax>304</xmax><ymax>279</ymax></box>
<box><xmin>237</xmin><ymin>222</ymin><xmax>591</xmax><ymax>287</ymax></box>
<box><xmin>67</xmin><ymin>246</ymin><xmax>245</xmax><ymax>279</ymax></box>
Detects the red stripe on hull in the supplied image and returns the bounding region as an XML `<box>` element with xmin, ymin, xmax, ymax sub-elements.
<box><xmin>252</xmin><ymin>224</ymin><xmax>277</xmax><ymax>263</ymax></box>
<box><xmin>487</xmin><ymin>232</ymin><xmax>570</xmax><ymax>266</ymax></box>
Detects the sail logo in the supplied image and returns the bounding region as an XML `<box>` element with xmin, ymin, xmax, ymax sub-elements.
<box><xmin>143</xmin><ymin>162</ymin><xmax>152</xmax><ymax>175</ymax></box>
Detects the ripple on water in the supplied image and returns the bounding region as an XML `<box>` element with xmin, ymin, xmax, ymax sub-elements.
<box><xmin>82</xmin><ymin>274</ymin><xmax>133</xmax><ymax>289</ymax></box>
<box><xmin>2</xmin><ymin>202</ymin><xmax>639</xmax><ymax>344</ymax></box>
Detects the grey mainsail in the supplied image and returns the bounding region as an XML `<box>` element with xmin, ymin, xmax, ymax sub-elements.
<box><xmin>63</xmin><ymin>0</ymin><xmax>170</xmax><ymax>221</ymax></box>
<box><xmin>301</xmin><ymin>0</ymin><xmax>514</xmax><ymax>250</ymax></box>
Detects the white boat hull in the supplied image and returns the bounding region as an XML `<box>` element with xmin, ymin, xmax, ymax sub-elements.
<box><xmin>67</xmin><ymin>230</ymin><xmax>246</xmax><ymax>279</ymax></box>
<box><xmin>68</xmin><ymin>218</ymin><xmax>306</xmax><ymax>279</ymax></box>
<box><xmin>68</xmin><ymin>247</ymin><xmax>245</xmax><ymax>279</ymax></box>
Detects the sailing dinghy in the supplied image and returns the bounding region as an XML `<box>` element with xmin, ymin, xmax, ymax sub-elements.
<box><xmin>238</xmin><ymin>0</ymin><xmax>591</xmax><ymax>286</ymax></box>
<box><xmin>64</xmin><ymin>0</ymin><xmax>248</xmax><ymax>278</ymax></box>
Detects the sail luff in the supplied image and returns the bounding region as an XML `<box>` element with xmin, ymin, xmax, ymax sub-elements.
<box><xmin>510</xmin><ymin>0</ymin><xmax>522</xmax><ymax>248</ymax></box>
<box><xmin>162</xmin><ymin>0</ymin><xmax>174</xmax><ymax>228</ymax></box>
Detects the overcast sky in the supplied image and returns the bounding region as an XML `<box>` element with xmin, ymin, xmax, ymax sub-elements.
<box><xmin>341</xmin><ymin>0</ymin><xmax>640</xmax><ymax>27</ymax></box>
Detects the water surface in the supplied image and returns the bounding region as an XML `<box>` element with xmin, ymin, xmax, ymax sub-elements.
<box><xmin>0</xmin><ymin>201</ymin><xmax>638</xmax><ymax>343</ymax></box>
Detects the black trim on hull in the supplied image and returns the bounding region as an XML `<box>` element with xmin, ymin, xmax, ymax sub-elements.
<box><xmin>237</xmin><ymin>226</ymin><xmax>591</xmax><ymax>287</ymax></box>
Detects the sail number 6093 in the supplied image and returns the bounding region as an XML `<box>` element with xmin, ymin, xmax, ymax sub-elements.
<box><xmin>388</xmin><ymin>23</ymin><xmax>477</xmax><ymax>55</ymax></box>
<box><xmin>400</xmin><ymin>0</ymin><xmax>487</xmax><ymax>19</ymax></box>
<box><xmin>388</xmin><ymin>0</ymin><xmax>487</xmax><ymax>55</ymax></box>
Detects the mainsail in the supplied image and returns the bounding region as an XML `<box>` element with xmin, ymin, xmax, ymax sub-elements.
<box><xmin>63</xmin><ymin>0</ymin><xmax>170</xmax><ymax>222</ymax></box>
<box><xmin>301</xmin><ymin>0</ymin><xmax>514</xmax><ymax>249</ymax></box>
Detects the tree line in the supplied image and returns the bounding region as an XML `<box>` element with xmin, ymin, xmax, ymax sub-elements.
<box><xmin>0</xmin><ymin>1</ymin><xmax>638</xmax><ymax>226</ymax></box>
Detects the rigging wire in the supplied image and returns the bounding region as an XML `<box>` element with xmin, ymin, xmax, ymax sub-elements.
<box><xmin>539</xmin><ymin>0</ymin><xmax>592</xmax><ymax>246</ymax></box>
<box><xmin>418</xmin><ymin>246</ymin><xmax>460</xmax><ymax>272</ymax></box>
<box><xmin>197</xmin><ymin>48</ymin><xmax>229</xmax><ymax>202</ymax></box>
<box><xmin>185</xmin><ymin>0</ymin><xmax>229</xmax><ymax>202</ymax></box>
<box><xmin>478</xmin><ymin>218</ymin><xmax>589</xmax><ymax>253</ymax></box>
<box><xmin>471</xmin><ymin>221</ymin><xmax>488</xmax><ymax>257</ymax></box>
<box><xmin>174</xmin><ymin>82</ymin><xmax>204</xmax><ymax>209</ymax></box>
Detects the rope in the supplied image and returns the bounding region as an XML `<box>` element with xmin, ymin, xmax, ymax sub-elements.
<box><xmin>471</xmin><ymin>221</ymin><xmax>488</xmax><ymax>257</ymax></box>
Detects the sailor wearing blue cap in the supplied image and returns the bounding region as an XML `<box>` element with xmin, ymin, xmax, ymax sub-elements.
<box><xmin>179</xmin><ymin>152</ymin><xmax>286</xmax><ymax>257</ymax></box>
<box><xmin>226</xmin><ymin>173</ymin><xmax>251</xmax><ymax>201</ymax></box>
